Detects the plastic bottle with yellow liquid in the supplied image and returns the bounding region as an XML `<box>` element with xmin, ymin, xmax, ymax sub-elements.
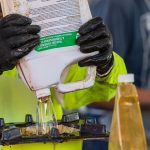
<box><xmin>109</xmin><ymin>74</ymin><xmax>147</xmax><ymax>150</ymax></box>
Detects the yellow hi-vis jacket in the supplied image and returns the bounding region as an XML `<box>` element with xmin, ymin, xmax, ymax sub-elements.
<box><xmin>0</xmin><ymin>52</ymin><xmax>127</xmax><ymax>150</ymax></box>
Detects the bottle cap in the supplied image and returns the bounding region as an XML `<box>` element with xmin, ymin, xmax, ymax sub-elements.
<box><xmin>118</xmin><ymin>74</ymin><xmax>134</xmax><ymax>83</ymax></box>
<box><xmin>36</xmin><ymin>88</ymin><xmax>50</xmax><ymax>99</ymax></box>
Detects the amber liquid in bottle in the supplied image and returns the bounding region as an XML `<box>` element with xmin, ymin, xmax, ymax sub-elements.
<box><xmin>109</xmin><ymin>82</ymin><xmax>147</xmax><ymax>150</ymax></box>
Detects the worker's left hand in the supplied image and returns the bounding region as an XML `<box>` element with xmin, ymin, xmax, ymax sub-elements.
<box><xmin>77</xmin><ymin>17</ymin><xmax>114</xmax><ymax>77</ymax></box>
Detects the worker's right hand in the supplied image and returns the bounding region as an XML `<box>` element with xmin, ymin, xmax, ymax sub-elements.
<box><xmin>77</xmin><ymin>17</ymin><xmax>113</xmax><ymax>77</ymax></box>
<box><xmin>0</xmin><ymin>14</ymin><xmax>41</xmax><ymax>75</ymax></box>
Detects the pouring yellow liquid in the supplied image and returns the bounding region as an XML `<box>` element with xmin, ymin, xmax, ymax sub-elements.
<box><xmin>109</xmin><ymin>74</ymin><xmax>147</xmax><ymax>150</ymax></box>
<box><xmin>36</xmin><ymin>96</ymin><xmax>58</xmax><ymax>135</ymax></box>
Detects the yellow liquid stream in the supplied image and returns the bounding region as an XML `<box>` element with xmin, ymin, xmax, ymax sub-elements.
<box><xmin>36</xmin><ymin>96</ymin><xmax>58</xmax><ymax>135</ymax></box>
<box><xmin>109</xmin><ymin>83</ymin><xmax>147</xmax><ymax>150</ymax></box>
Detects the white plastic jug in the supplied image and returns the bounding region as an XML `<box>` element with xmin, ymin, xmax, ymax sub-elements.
<box><xmin>1</xmin><ymin>0</ymin><xmax>97</xmax><ymax>98</ymax></box>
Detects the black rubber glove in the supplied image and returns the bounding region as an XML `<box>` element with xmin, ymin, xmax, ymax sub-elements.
<box><xmin>77</xmin><ymin>17</ymin><xmax>114</xmax><ymax>77</ymax></box>
<box><xmin>0</xmin><ymin>14</ymin><xmax>41</xmax><ymax>75</ymax></box>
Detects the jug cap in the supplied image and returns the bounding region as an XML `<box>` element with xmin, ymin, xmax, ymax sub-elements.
<box><xmin>36</xmin><ymin>88</ymin><xmax>50</xmax><ymax>98</ymax></box>
<box><xmin>118</xmin><ymin>74</ymin><xmax>134</xmax><ymax>83</ymax></box>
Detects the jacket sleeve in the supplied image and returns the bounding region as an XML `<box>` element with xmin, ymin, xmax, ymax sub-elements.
<box><xmin>62</xmin><ymin>52</ymin><xmax>127</xmax><ymax>110</ymax></box>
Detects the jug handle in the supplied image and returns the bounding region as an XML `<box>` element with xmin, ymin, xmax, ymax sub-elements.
<box><xmin>56</xmin><ymin>66</ymin><xmax>96</xmax><ymax>93</ymax></box>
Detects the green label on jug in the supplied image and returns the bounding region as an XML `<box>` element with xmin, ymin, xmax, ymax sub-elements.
<box><xmin>35</xmin><ymin>32</ymin><xmax>78</xmax><ymax>52</ymax></box>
